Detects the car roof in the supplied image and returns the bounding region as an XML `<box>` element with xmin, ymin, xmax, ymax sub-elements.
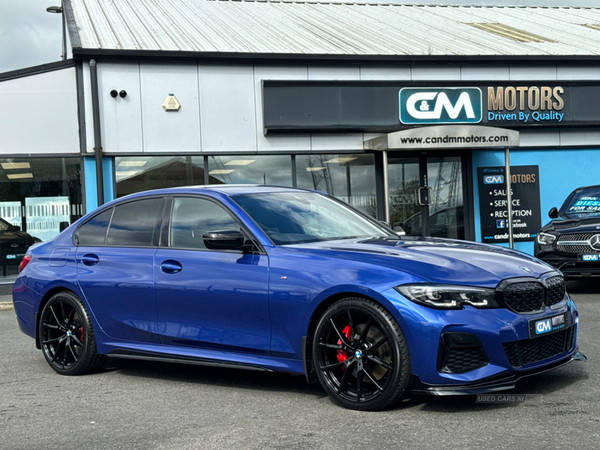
<box><xmin>119</xmin><ymin>185</ymin><xmax>314</xmax><ymax>201</ymax></box>
<box><xmin>571</xmin><ymin>185</ymin><xmax>600</xmax><ymax>193</ymax></box>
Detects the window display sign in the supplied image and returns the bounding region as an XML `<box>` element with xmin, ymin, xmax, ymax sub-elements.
<box><xmin>0</xmin><ymin>202</ymin><xmax>22</xmax><ymax>228</ymax></box>
<box><xmin>25</xmin><ymin>196</ymin><xmax>70</xmax><ymax>242</ymax></box>
<box><xmin>478</xmin><ymin>166</ymin><xmax>541</xmax><ymax>243</ymax></box>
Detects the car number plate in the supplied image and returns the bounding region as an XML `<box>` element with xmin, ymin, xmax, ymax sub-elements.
<box><xmin>579</xmin><ymin>253</ymin><xmax>600</xmax><ymax>262</ymax></box>
<box><xmin>529</xmin><ymin>313</ymin><xmax>568</xmax><ymax>339</ymax></box>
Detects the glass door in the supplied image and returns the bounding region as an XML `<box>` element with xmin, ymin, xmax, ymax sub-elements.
<box><xmin>388</xmin><ymin>154</ymin><xmax>465</xmax><ymax>240</ymax></box>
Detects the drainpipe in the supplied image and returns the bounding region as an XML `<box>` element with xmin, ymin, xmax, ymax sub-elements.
<box><xmin>382</xmin><ymin>150</ymin><xmax>390</xmax><ymax>224</ymax></box>
<box><xmin>505</xmin><ymin>146</ymin><xmax>513</xmax><ymax>249</ymax></box>
<box><xmin>89</xmin><ymin>59</ymin><xmax>104</xmax><ymax>206</ymax></box>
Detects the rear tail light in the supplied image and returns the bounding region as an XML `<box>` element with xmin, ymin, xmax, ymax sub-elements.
<box><xmin>19</xmin><ymin>255</ymin><xmax>32</xmax><ymax>273</ymax></box>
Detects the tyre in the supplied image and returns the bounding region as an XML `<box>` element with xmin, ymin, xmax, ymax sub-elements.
<box><xmin>39</xmin><ymin>291</ymin><xmax>105</xmax><ymax>375</ymax></box>
<box><xmin>312</xmin><ymin>298</ymin><xmax>411</xmax><ymax>411</ymax></box>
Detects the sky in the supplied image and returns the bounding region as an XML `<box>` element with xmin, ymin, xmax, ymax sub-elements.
<box><xmin>0</xmin><ymin>0</ymin><xmax>598</xmax><ymax>75</ymax></box>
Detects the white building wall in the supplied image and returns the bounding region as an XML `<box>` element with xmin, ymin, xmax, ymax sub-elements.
<box><xmin>81</xmin><ymin>61</ymin><xmax>600</xmax><ymax>155</ymax></box>
<box><xmin>198</xmin><ymin>65</ymin><xmax>257</xmax><ymax>152</ymax></box>
<box><xmin>141</xmin><ymin>64</ymin><xmax>201</xmax><ymax>153</ymax></box>
<box><xmin>0</xmin><ymin>68</ymin><xmax>80</xmax><ymax>155</ymax></box>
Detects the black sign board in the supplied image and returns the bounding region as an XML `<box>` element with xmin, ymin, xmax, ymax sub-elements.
<box><xmin>263</xmin><ymin>81</ymin><xmax>600</xmax><ymax>134</ymax></box>
<box><xmin>478</xmin><ymin>165</ymin><xmax>541</xmax><ymax>243</ymax></box>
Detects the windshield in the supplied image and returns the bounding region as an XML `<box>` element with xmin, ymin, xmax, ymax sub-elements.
<box><xmin>564</xmin><ymin>187</ymin><xmax>600</xmax><ymax>218</ymax></box>
<box><xmin>232</xmin><ymin>191</ymin><xmax>395</xmax><ymax>245</ymax></box>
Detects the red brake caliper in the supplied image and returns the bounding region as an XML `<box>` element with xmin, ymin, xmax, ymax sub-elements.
<box><xmin>336</xmin><ymin>325</ymin><xmax>352</xmax><ymax>365</ymax></box>
<box><xmin>79</xmin><ymin>326</ymin><xmax>84</xmax><ymax>341</ymax></box>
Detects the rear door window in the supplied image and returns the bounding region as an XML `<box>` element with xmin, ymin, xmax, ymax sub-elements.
<box><xmin>106</xmin><ymin>198</ymin><xmax>163</xmax><ymax>247</ymax></box>
<box><xmin>75</xmin><ymin>208</ymin><xmax>113</xmax><ymax>246</ymax></box>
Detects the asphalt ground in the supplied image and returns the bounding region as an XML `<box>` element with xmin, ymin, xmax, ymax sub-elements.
<box><xmin>1</xmin><ymin>280</ymin><xmax>599</xmax><ymax>450</ymax></box>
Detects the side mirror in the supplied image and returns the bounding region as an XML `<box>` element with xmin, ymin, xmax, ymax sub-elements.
<box><xmin>59</xmin><ymin>221</ymin><xmax>70</xmax><ymax>232</ymax></box>
<box><xmin>548</xmin><ymin>207</ymin><xmax>559</xmax><ymax>219</ymax></box>
<box><xmin>378</xmin><ymin>220</ymin><xmax>393</xmax><ymax>230</ymax></box>
<box><xmin>392</xmin><ymin>222</ymin><xmax>406</xmax><ymax>235</ymax></box>
<box><xmin>203</xmin><ymin>230</ymin><xmax>245</xmax><ymax>250</ymax></box>
<box><xmin>7</xmin><ymin>225</ymin><xmax>21</xmax><ymax>231</ymax></box>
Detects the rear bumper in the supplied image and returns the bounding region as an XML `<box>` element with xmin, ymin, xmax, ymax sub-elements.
<box><xmin>411</xmin><ymin>350</ymin><xmax>587</xmax><ymax>396</ymax></box>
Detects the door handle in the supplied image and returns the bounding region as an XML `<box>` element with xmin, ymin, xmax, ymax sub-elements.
<box><xmin>160</xmin><ymin>260</ymin><xmax>183</xmax><ymax>274</ymax></box>
<box><xmin>81</xmin><ymin>254</ymin><xmax>100</xmax><ymax>266</ymax></box>
<box><xmin>417</xmin><ymin>187</ymin><xmax>432</xmax><ymax>206</ymax></box>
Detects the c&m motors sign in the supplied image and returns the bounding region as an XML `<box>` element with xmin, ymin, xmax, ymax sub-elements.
<box><xmin>399</xmin><ymin>88</ymin><xmax>482</xmax><ymax>125</ymax></box>
<box><xmin>262</xmin><ymin>81</ymin><xmax>600</xmax><ymax>134</ymax></box>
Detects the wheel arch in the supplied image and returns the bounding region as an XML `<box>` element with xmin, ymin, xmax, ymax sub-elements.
<box><xmin>302</xmin><ymin>289</ymin><xmax>403</xmax><ymax>384</ymax></box>
<box><xmin>35</xmin><ymin>286</ymin><xmax>81</xmax><ymax>349</ymax></box>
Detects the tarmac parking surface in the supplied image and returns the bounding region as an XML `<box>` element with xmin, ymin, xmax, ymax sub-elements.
<box><xmin>1</xmin><ymin>280</ymin><xmax>599</xmax><ymax>450</ymax></box>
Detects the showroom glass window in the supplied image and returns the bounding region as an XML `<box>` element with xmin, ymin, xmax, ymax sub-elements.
<box><xmin>295</xmin><ymin>154</ymin><xmax>376</xmax><ymax>216</ymax></box>
<box><xmin>170</xmin><ymin>197</ymin><xmax>240</xmax><ymax>250</ymax></box>
<box><xmin>115</xmin><ymin>156</ymin><xmax>206</xmax><ymax>197</ymax></box>
<box><xmin>208</xmin><ymin>155</ymin><xmax>292</xmax><ymax>186</ymax></box>
<box><xmin>114</xmin><ymin>154</ymin><xmax>376</xmax><ymax>217</ymax></box>
<box><xmin>0</xmin><ymin>157</ymin><xmax>82</xmax><ymax>281</ymax></box>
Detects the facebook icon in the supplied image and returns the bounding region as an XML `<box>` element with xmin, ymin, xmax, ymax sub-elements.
<box><xmin>496</xmin><ymin>219</ymin><xmax>505</xmax><ymax>229</ymax></box>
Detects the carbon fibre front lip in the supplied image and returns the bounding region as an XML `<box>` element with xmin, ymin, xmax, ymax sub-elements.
<box><xmin>411</xmin><ymin>350</ymin><xmax>587</xmax><ymax>396</ymax></box>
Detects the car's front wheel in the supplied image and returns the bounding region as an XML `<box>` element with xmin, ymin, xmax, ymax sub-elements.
<box><xmin>39</xmin><ymin>291</ymin><xmax>105</xmax><ymax>375</ymax></box>
<box><xmin>312</xmin><ymin>298</ymin><xmax>411</xmax><ymax>411</ymax></box>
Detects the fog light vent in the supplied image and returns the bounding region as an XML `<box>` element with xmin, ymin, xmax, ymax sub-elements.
<box><xmin>438</xmin><ymin>333</ymin><xmax>488</xmax><ymax>374</ymax></box>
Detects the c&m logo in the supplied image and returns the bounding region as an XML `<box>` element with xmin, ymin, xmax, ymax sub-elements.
<box><xmin>483</xmin><ymin>175</ymin><xmax>504</xmax><ymax>184</ymax></box>
<box><xmin>536</xmin><ymin>319</ymin><xmax>552</xmax><ymax>335</ymax></box>
<box><xmin>582</xmin><ymin>254</ymin><xmax>599</xmax><ymax>262</ymax></box>
<box><xmin>399</xmin><ymin>88</ymin><xmax>482</xmax><ymax>125</ymax></box>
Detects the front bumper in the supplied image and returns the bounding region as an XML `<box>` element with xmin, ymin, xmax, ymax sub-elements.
<box><xmin>411</xmin><ymin>350</ymin><xmax>587</xmax><ymax>396</ymax></box>
<box><xmin>383</xmin><ymin>287</ymin><xmax>581</xmax><ymax>388</ymax></box>
<box><xmin>536</xmin><ymin>244</ymin><xmax>600</xmax><ymax>277</ymax></box>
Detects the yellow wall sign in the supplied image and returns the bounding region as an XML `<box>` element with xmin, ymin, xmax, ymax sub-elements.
<box><xmin>162</xmin><ymin>94</ymin><xmax>181</xmax><ymax>111</ymax></box>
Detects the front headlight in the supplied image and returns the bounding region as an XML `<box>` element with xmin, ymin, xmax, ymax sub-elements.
<box><xmin>536</xmin><ymin>232</ymin><xmax>556</xmax><ymax>245</ymax></box>
<box><xmin>395</xmin><ymin>284</ymin><xmax>499</xmax><ymax>310</ymax></box>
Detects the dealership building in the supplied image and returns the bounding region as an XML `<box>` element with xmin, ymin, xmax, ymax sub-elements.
<box><xmin>2</xmin><ymin>0</ymin><xmax>600</xmax><ymax>284</ymax></box>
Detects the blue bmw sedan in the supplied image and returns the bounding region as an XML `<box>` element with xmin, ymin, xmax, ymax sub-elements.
<box><xmin>13</xmin><ymin>186</ymin><xmax>584</xmax><ymax>410</ymax></box>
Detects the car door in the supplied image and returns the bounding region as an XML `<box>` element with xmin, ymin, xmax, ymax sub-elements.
<box><xmin>75</xmin><ymin>197</ymin><xmax>164</xmax><ymax>343</ymax></box>
<box><xmin>154</xmin><ymin>195</ymin><xmax>270</xmax><ymax>353</ymax></box>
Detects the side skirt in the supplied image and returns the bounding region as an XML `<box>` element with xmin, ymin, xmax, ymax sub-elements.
<box><xmin>107</xmin><ymin>349</ymin><xmax>273</xmax><ymax>372</ymax></box>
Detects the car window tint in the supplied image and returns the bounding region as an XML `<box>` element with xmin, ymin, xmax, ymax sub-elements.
<box><xmin>565</xmin><ymin>187</ymin><xmax>600</xmax><ymax>216</ymax></box>
<box><xmin>170</xmin><ymin>197</ymin><xmax>239</xmax><ymax>250</ymax></box>
<box><xmin>106</xmin><ymin>198</ymin><xmax>162</xmax><ymax>247</ymax></box>
<box><xmin>76</xmin><ymin>209</ymin><xmax>113</xmax><ymax>246</ymax></box>
<box><xmin>233</xmin><ymin>192</ymin><xmax>392</xmax><ymax>245</ymax></box>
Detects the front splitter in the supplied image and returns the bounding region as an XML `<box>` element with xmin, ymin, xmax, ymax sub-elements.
<box><xmin>411</xmin><ymin>350</ymin><xmax>587</xmax><ymax>396</ymax></box>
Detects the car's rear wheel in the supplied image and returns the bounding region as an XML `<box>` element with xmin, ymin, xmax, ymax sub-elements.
<box><xmin>39</xmin><ymin>291</ymin><xmax>105</xmax><ymax>375</ymax></box>
<box><xmin>312</xmin><ymin>298</ymin><xmax>411</xmax><ymax>411</ymax></box>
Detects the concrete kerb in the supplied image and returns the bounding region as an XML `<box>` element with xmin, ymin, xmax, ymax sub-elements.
<box><xmin>0</xmin><ymin>294</ymin><xmax>13</xmax><ymax>311</ymax></box>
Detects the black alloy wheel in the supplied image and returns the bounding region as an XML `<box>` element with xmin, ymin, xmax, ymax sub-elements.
<box><xmin>39</xmin><ymin>291</ymin><xmax>105</xmax><ymax>375</ymax></box>
<box><xmin>313</xmin><ymin>298</ymin><xmax>411</xmax><ymax>411</ymax></box>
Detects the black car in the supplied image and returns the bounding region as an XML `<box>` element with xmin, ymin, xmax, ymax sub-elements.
<box><xmin>0</xmin><ymin>217</ymin><xmax>39</xmax><ymax>276</ymax></box>
<box><xmin>535</xmin><ymin>185</ymin><xmax>600</xmax><ymax>277</ymax></box>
